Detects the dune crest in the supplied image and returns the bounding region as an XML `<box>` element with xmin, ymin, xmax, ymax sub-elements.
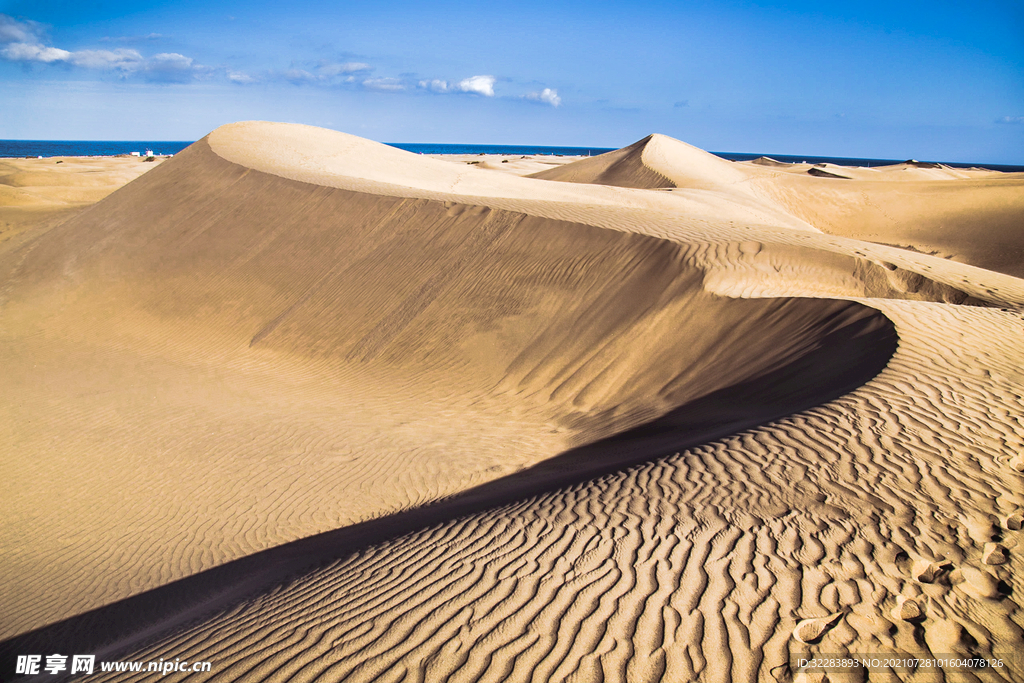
<box><xmin>527</xmin><ymin>133</ymin><xmax>754</xmax><ymax>192</ymax></box>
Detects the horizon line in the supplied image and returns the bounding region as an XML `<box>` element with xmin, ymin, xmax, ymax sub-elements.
<box><xmin>1</xmin><ymin>139</ymin><xmax>1022</xmax><ymax>171</ymax></box>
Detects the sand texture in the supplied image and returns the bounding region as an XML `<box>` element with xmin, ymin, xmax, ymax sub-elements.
<box><xmin>1</xmin><ymin>122</ymin><xmax>1023</xmax><ymax>682</ymax></box>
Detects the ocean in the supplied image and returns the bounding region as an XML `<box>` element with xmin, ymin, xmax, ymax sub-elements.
<box><xmin>0</xmin><ymin>140</ymin><xmax>194</xmax><ymax>158</ymax></box>
<box><xmin>1</xmin><ymin>140</ymin><xmax>1022</xmax><ymax>172</ymax></box>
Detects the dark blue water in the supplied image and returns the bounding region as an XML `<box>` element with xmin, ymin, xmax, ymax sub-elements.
<box><xmin>2</xmin><ymin>140</ymin><xmax>1021</xmax><ymax>172</ymax></box>
<box><xmin>0</xmin><ymin>140</ymin><xmax>194</xmax><ymax>158</ymax></box>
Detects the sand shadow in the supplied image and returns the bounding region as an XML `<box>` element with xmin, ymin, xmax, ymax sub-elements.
<box><xmin>0</xmin><ymin>307</ymin><xmax>897</xmax><ymax>679</ymax></box>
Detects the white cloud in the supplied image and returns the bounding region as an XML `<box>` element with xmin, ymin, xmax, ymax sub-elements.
<box><xmin>318</xmin><ymin>61</ymin><xmax>370</xmax><ymax>77</ymax></box>
<box><xmin>0</xmin><ymin>14</ymin><xmax>202</xmax><ymax>83</ymax></box>
<box><xmin>456</xmin><ymin>75</ymin><xmax>495</xmax><ymax>96</ymax></box>
<box><xmin>525</xmin><ymin>87</ymin><xmax>561</xmax><ymax>107</ymax></box>
<box><xmin>145</xmin><ymin>52</ymin><xmax>195</xmax><ymax>82</ymax></box>
<box><xmin>418</xmin><ymin>75</ymin><xmax>496</xmax><ymax>97</ymax></box>
<box><xmin>363</xmin><ymin>77</ymin><xmax>405</xmax><ymax>92</ymax></box>
<box><xmin>0</xmin><ymin>15</ymin><xmax>43</xmax><ymax>44</ymax></box>
<box><xmin>69</xmin><ymin>48</ymin><xmax>144</xmax><ymax>70</ymax></box>
<box><xmin>996</xmin><ymin>115</ymin><xmax>1024</xmax><ymax>125</ymax></box>
<box><xmin>1</xmin><ymin>42</ymin><xmax>70</xmax><ymax>63</ymax></box>
<box><xmin>162</xmin><ymin>54</ymin><xmax>194</xmax><ymax>68</ymax></box>
<box><xmin>279</xmin><ymin>62</ymin><xmax>374</xmax><ymax>86</ymax></box>
<box><xmin>228</xmin><ymin>69</ymin><xmax>257</xmax><ymax>84</ymax></box>
<box><xmin>1</xmin><ymin>42</ymin><xmax>148</xmax><ymax>74</ymax></box>
<box><xmin>418</xmin><ymin>78</ymin><xmax>450</xmax><ymax>93</ymax></box>
<box><xmin>1</xmin><ymin>13</ymin><xmax>554</xmax><ymax>101</ymax></box>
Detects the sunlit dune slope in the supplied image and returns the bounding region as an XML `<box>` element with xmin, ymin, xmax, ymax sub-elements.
<box><xmin>750</xmin><ymin>169</ymin><xmax>1024</xmax><ymax>278</ymax></box>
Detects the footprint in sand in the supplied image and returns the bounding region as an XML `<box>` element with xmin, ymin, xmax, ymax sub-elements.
<box><xmin>912</xmin><ymin>558</ymin><xmax>952</xmax><ymax>584</ymax></box>
<box><xmin>982</xmin><ymin>542</ymin><xmax>1008</xmax><ymax>565</ymax></box>
<box><xmin>1009</xmin><ymin>455</ymin><xmax>1024</xmax><ymax>473</ymax></box>
<box><xmin>793</xmin><ymin>611</ymin><xmax>845</xmax><ymax>644</ymax></box>
<box><xmin>889</xmin><ymin>547</ymin><xmax>913</xmax><ymax>575</ymax></box>
<box><xmin>890</xmin><ymin>595</ymin><xmax>924</xmax><ymax>622</ymax></box>
<box><xmin>1004</xmin><ymin>510</ymin><xmax>1023</xmax><ymax>531</ymax></box>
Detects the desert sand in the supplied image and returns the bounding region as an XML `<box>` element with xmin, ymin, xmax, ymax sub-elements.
<box><xmin>1</xmin><ymin>123</ymin><xmax>1022</xmax><ymax>682</ymax></box>
<box><xmin>0</xmin><ymin>156</ymin><xmax>167</xmax><ymax>260</ymax></box>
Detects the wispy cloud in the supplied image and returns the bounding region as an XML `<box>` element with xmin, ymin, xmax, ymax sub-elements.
<box><xmin>363</xmin><ymin>77</ymin><xmax>405</xmax><ymax>92</ymax></box>
<box><xmin>100</xmin><ymin>33</ymin><xmax>164</xmax><ymax>44</ymax></box>
<box><xmin>281</xmin><ymin>69</ymin><xmax>498</xmax><ymax>97</ymax></box>
<box><xmin>318</xmin><ymin>60</ymin><xmax>370</xmax><ymax>77</ymax></box>
<box><xmin>417</xmin><ymin>75</ymin><xmax>496</xmax><ymax>97</ymax></box>
<box><xmin>2</xmin><ymin>13</ymin><xmax>559</xmax><ymax>104</ymax></box>
<box><xmin>0</xmin><ymin>13</ymin><xmax>201</xmax><ymax>83</ymax></box>
<box><xmin>279</xmin><ymin>61</ymin><xmax>373</xmax><ymax>86</ymax></box>
<box><xmin>0</xmin><ymin>14</ymin><xmax>44</xmax><ymax>44</ymax></box>
<box><xmin>228</xmin><ymin>69</ymin><xmax>257</xmax><ymax>84</ymax></box>
<box><xmin>525</xmin><ymin>87</ymin><xmax>561</xmax><ymax>107</ymax></box>
<box><xmin>419</xmin><ymin>78</ymin><xmax>450</xmax><ymax>93</ymax></box>
<box><xmin>284</xmin><ymin>68</ymin><xmax>317</xmax><ymax>84</ymax></box>
<box><xmin>996</xmin><ymin>115</ymin><xmax>1023</xmax><ymax>124</ymax></box>
<box><xmin>66</xmin><ymin>48</ymin><xmax>144</xmax><ymax>70</ymax></box>
<box><xmin>145</xmin><ymin>52</ymin><xmax>197</xmax><ymax>83</ymax></box>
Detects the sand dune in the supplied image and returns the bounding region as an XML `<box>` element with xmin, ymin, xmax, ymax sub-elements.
<box><xmin>807</xmin><ymin>166</ymin><xmax>852</xmax><ymax>179</ymax></box>
<box><xmin>528</xmin><ymin>133</ymin><xmax>752</xmax><ymax>192</ymax></box>
<box><xmin>77</xmin><ymin>298</ymin><xmax>1024</xmax><ymax>683</ymax></box>
<box><xmin>1</xmin><ymin>123</ymin><xmax>1022</xmax><ymax>682</ymax></box>
<box><xmin>0</xmin><ymin>156</ymin><xmax>164</xmax><ymax>260</ymax></box>
<box><xmin>529</xmin><ymin>133</ymin><xmax>1024</xmax><ymax>278</ymax></box>
<box><xmin>751</xmin><ymin>156</ymin><xmax>791</xmax><ymax>167</ymax></box>
<box><xmin>734</xmin><ymin>160</ymin><xmax>1024</xmax><ymax>278</ymax></box>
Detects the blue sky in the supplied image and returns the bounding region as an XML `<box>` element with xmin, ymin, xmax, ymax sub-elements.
<box><xmin>1</xmin><ymin>0</ymin><xmax>1022</xmax><ymax>162</ymax></box>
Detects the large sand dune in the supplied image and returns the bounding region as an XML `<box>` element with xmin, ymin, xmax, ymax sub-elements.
<box><xmin>1</xmin><ymin>123</ymin><xmax>1023</xmax><ymax>682</ymax></box>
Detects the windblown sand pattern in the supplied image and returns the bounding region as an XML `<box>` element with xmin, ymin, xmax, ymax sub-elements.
<box><xmin>1</xmin><ymin>122</ymin><xmax>1022</xmax><ymax>682</ymax></box>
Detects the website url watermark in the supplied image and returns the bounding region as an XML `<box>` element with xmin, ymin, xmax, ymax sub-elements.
<box><xmin>15</xmin><ymin>654</ymin><xmax>212</xmax><ymax>677</ymax></box>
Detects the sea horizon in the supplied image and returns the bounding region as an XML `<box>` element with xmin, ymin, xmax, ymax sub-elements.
<box><xmin>1</xmin><ymin>139</ymin><xmax>1022</xmax><ymax>172</ymax></box>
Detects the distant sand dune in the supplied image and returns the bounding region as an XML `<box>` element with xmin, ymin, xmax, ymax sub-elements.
<box><xmin>527</xmin><ymin>133</ymin><xmax>759</xmax><ymax>195</ymax></box>
<box><xmin>1</xmin><ymin>123</ymin><xmax>1022</xmax><ymax>682</ymax></box>
<box><xmin>740</xmin><ymin>159</ymin><xmax>1024</xmax><ymax>278</ymax></box>
<box><xmin>807</xmin><ymin>166</ymin><xmax>852</xmax><ymax>179</ymax></box>
<box><xmin>0</xmin><ymin>156</ymin><xmax>163</xmax><ymax>261</ymax></box>
<box><xmin>751</xmin><ymin>156</ymin><xmax>790</xmax><ymax>167</ymax></box>
<box><xmin>527</xmin><ymin>135</ymin><xmax>677</xmax><ymax>189</ymax></box>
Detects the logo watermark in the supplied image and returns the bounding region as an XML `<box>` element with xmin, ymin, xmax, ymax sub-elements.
<box><xmin>15</xmin><ymin>654</ymin><xmax>212</xmax><ymax>677</ymax></box>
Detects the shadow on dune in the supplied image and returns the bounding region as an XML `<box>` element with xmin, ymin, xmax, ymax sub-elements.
<box><xmin>0</xmin><ymin>306</ymin><xmax>896</xmax><ymax>678</ymax></box>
